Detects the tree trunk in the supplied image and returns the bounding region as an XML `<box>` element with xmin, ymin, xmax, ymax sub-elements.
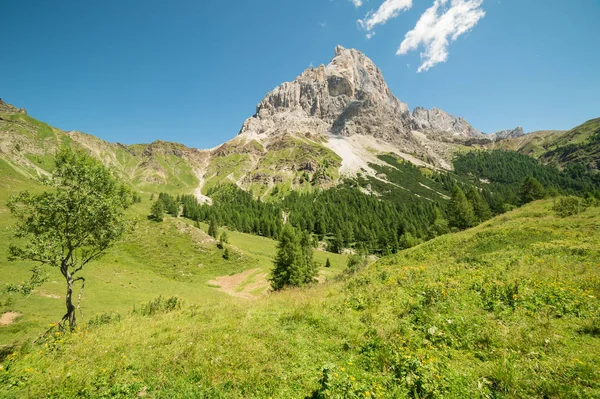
<box><xmin>65</xmin><ymin>274</ymin><xmax>76</xmax><ymax>329</ymax></box>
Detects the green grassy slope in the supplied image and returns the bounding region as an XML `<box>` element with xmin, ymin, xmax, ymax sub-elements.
<box><xmin>0</xmin><ymin>111</ymin><xmax>201</xmax><ymax>196</ymax></box>
<box><xmin>0</xmin><ymin>163</ymin><xmax>348</xmax><ymax>346</ymax></box>
<box><xmin>488</xmin><ymin>130</ymin><xmax>567</xmax><ymax>158</ymax></box>
<box><xmin>540</xmin><ymin>118</ymin><xmax>600</xmax><ymax>169</ymax></box>
<box><xmin>490</xmin><ymin>118</ymin><xmax>600</xmax><ymax>170</ymax></box>
<box><xmin>1</xmin><ymin>199</ymin><xmax>598</xmax><ymax>398</ymax></box>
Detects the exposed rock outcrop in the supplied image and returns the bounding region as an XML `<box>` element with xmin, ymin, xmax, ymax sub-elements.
<box><xmin>488</xmin><ymin>127</ymin><xmax>525</xmax><ymax>141</ymax></box>
<box><xmin>412</xmin><ymin>107</ymin><xmax>483</xmax><ymax>139</ymax></box>
<box><xmin>237</xmin><ymin>46</ymin><xmax>490</xmax><ymax>169</ymax></box>
<box><xmin>0</xmin><ymin>99</ymin><xmax>27</xmax><ymax>115</ymax></box>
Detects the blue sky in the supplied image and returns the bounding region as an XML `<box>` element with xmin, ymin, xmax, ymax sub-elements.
<box><xmin>1</xmin><ymin>0</ymin><xmax>599</xmax><ymax>148</ymax></box>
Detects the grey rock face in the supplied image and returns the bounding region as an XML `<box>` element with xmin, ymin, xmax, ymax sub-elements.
<box><xmin>488</xmin><ymin>127</ymin><xmax>525</xmax><ymax>141</ymax></box>
<box><xmin>238</xmin><ymin>46</ymin><xmax>485</xmax><ymax>149</ymax></box>
<box><xmin>412</xmin><ymin>107</ymin><xmax>483</xmax><ymax>139</ymax></box>
<box><xmin>239</xmin><ymin>46</ymin><xmax>415</xmax><ymax>143</ymax></box>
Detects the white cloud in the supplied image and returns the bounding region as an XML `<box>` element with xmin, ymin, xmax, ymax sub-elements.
<box><xmin>350</xmin><ymin>0</ymin><xmax>364</xmax><ymax>7</ymax></box>
<box><xmin>397</xmin><ymin>0</ymin><xmax>485</xmax><ymax>72</ymax></box>
<box><xmin>366</xmin><ymin>31</ymin><xmax>376</xmax><ymax>39</ymax></box>
<box><xmin>358</xmin><ymin>0</ymin><xmax>413</xmax><ymax>32</ymax></box>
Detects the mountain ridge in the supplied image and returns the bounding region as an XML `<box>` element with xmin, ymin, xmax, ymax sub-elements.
<box><xmin>1</xmin><ymin>46</ymin><xmax>597</xmax><ymax>202</ymax></box>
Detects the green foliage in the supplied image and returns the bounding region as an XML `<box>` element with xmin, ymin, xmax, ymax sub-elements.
<box><xmin>520</xmin><ymin>176</ymin><xmax>546</xmax><ymax>204</ymax></box>
<box><xmin>222</xmin><ymin>248</ymin><xmax>230</xmax><ymax>260</ymax></box>
<box><xmin>448</xmin><ymin>185</ymin><xmax>476</xmax><ymax>230</ymax></box>
<box><xmin>466</xmin><ymin>187</ymin><xmax>493</xmax><ymax>222</ymax></box>
<box><xmin>208</xmin><ymin>218</ymin><xmax>219</xmax><ymax>238</ymax></box>
<box><xmin>150</xmin><ymin>199</ymin><xmax>165</xmax><ymax>222</ymax></box>
<box><xmin>132</xmin><ymin>296</ymin><xmax>183</xmax><ymax>316</ymax></box>
<box><xmin>219</xmin><ymin>231</ymin><xmax>229</xmax><ymax>245</ymax></box>
<box><xmin>346</xmin><ymin>253</ymin><xmax>367</xmax><ymax>274</ymax></box>
<box><xmin>552</xmin><ymin>196</ymin><xmax>586</xmax><ymax>217</ymax></box>
<box><xmin>4</xmin><ymin>266</ymin><xmax>48</xmax><ymax>297</ymax></box>
<box><xmin>1</xmin><ymin>201</ymin><xmax>599</xmax><ymax>398</ymax></box>
<box><xmin>7</xmin><ymin>147</ymin><xmax>133</xmax><ymax>328</ymax></box>
<box><xmin>325</xmin><ymin>258</ymin><xmax>331</xmax><ymax>268</ymax></box>
<box><xmin>453</xmin><ymin>150</ymin><xmax>600</xmax><ymax>212</ymax></box>
<box><xmin>158</xmin><ymin>193</ymin><xmax>178</xmax><ymax>216</ymax></box>
<box><xmin>271</xmin><ymin>226</ymin><xmax>317</xmax><ymax>290</ymax></box>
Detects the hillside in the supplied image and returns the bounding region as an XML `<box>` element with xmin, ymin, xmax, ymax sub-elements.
<box><xmin>489</xmin><ymin>118</ymin><xmax>600</xmax><ymax>170</ymax></box>
<box><xmin>0</xmin><ymin>162</ymin><xmax>348</xmax><ymax>346</ymax></box>
<box><xmin>1</xmin><ymin>199</ymin><xmax>598</xmax><ymax>398</ymax></box>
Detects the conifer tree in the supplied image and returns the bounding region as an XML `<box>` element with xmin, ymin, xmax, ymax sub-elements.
<box><xmin>270</xmin><ymin>226</ymin><xmax>316</xmax><ymax>290</ymax></box>
<box><xmin>431</xmin><ymin>207</ymin><xmax>449</xmax><ymax>236</ymax></box>
<box><xmin>300</xmin><ymin>231</ymin><xmax>317</xmax><ymax>284</ymax></box>
<box><xmin>208</xmin><ymin>218</ymin><xmax>219</xmax><ymax>238</ymax></box>
<box><xmin>150</xmin><ymin>199</ymin><xmax>165</xmax><ymax>222</ymax></box>
<box><xmin>466</xmin><ymin>187</ymin><xmax>493</xmax><ymax>222</ymax></box>
<box><xmin>325</xmin><ymin>258</ymin><xmax>331</xmax><ymax>268</ymax></box>
<box><xmin>520</xmin><ymin>177</ymin><xmax>546</xmax><ymax>204</ymax></box>
<box><xmin>448</xmin><ymin>185</ymin><xmax>476</xmax><ymax>230</ymax></box>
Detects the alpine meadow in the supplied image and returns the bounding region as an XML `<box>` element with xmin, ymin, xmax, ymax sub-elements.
<box><xmin>1</xmin><ymin>1</ymin><xmax>600</xmax><ymax>397</ymax></box>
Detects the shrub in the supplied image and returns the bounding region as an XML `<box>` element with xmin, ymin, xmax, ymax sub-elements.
<box><xmin>552</xmin><ymin>196</ymin><xmax>586</xmax><ymax>217</ymax></box>
<box><xmin>132</xmin><ymin>296</ymin><xmax>183</xmax><ymax>316</ymax></box>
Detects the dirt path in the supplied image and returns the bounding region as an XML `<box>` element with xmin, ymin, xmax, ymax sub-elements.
<box><xmin>0</xmin><ymin>312</ymin><xmax>21</xmax><ymax>326</ymax></box>
<box><xmin>207</xmin><ymin>268</ymin><xmax>269</xmax><ymax>300</ymax></box>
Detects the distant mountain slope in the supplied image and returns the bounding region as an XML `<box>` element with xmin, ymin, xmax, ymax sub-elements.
<box><xmin>0</xmin><ymin>100</ymin><xmax>205</xmax><ymax>195</ymax></box>
<box><xmin>538</xmin><ymin>118</ymin><xmax>600</xmax><ymax>169</ymax></box>
<box><xmin>489</xmin><ymin>118</ymin><xmax>600</xmax><ymax>170</ymax></box>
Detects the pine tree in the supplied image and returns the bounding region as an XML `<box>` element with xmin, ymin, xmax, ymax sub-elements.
<box><xmin>150</xmin><ymin>199</ymin><xmax>165</xmax><ymax>222</ymax></box>
<box><xmin>219</xmin><ymin>231</ymin><xmax>229</xmax><ymax>244</ymax></box>
<box><xmin>223</xmin><ymin>248</ymin><xmax>230</xmax><ymax>260</ymax></box>
<box><xmin>466</xmin><ymin>187</ymin><xmax>493</xmax><ymax>222</ymax></box>
<box><xmin>431</xmin><ymin>207</ymin><xmax>449</xmax><ymax>236</ymax></box>
<box><xmin>325</xmin><ymin>258</ymin><xmax>331</xmax><ymax>268</ymax></box>
<box><xmin>520</xmin><ymin>177</ymin><xmax>546</xmax><ymax>204</ymax></box>
<box><xmin>328</xmin><ymin>229</ymin><xmax>344</xmax><ymax>254</ymax></box>
<box><xmin>270</xmin><ymin>226</ymin><xmax>317</xmax><ymax>290</ymax></box>
<box><xmin>208</xmin><ymin>218</ymin><xmax>218</xmax><ymax>238</ymax></box>
<box><xmin>448</xmin><ymin>185</ymin><xmax>476</xmax><ymax>230</ymax></box>
<box><xmin>300</xmin><ymin>231</ymin><xmax>317</xmax><ymax>284</ymax></box>
<box><xmin>270</xmin><ymin>226</ymin><xmax>303</xmax><ymax>290</ymax></box>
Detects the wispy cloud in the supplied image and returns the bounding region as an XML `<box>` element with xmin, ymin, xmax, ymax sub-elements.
<box><xmin>350</xmin><ymin>0</ymin><xmax>364</xmax><ymax>7</ymax></box>
<box><xmin>366</xmin><ymin>32</ymin><xmax>376</xmax><ymax>39</ymax></box>
<box><xmin>358</xmin><ymin>0</ymin><xmax>413</xmax><ymax>32</ymax></box>
<box><xmin>397</xmin><ymin>0</ymin><xmax>485</xmax><ymax>72</ymax></box>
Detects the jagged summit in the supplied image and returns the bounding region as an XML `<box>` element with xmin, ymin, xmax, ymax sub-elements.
<box><xmin>238</xmin><ymin>46</ymin><xmax>413</xmax><ymax>142</ymax></box>
<box><xmin>238</xmin><ymin>46</ymin><xmax>488</xmax><ymax>148</ymax></box>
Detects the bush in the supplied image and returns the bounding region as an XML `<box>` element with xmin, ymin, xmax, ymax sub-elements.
<box><xmin>552</xmin><ymin>196</ymin><xmax>586</xmax><ymax>217</ymax></box>
<box><xmin>88</xmin><ymin>312</ymin><xmax>121</xmax><ymax>327</ymax></box>
<box><xmin>132</xmin><ymin>296</ymin><xmax>183</xmax><ymax>316</ymax></box>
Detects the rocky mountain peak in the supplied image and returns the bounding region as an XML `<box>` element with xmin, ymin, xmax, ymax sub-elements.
<box><xmin>412</xmin><ymin>107</ymin><xmax>483</xmax><ymax>139</ymax></box>
<box><xmin>488</xmin><ymin>126</ymin><xmax>525</xmax><ymax>141</ymax></box>
<box><xmin>238</xmin><ymin>45</ymin><xmax>412</xmax><ymax>142</ymax></box>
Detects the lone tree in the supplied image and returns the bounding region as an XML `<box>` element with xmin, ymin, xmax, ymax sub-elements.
<box><xmin>150</xmin><ymin>199</ymin><xmax>165</xmax><ymax>222</ymax></box>
<box><xmin>270</xmin><ymin>225</ymin><xmax>317</xmax><ymax>290</ymax></box>
<box><xmin>8</xmin><ymin>147</ymin><xmax>133</xmax><ymax>330</ymax></box>
<box><xmin>208</xmin><ymin>218</ymin><xmax>219</xmax><ymax>238</ymax></box>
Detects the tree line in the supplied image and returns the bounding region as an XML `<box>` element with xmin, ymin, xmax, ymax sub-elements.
<box><xmin>151</xmin><ymin>150</ymin><xmax>600</xmax><ymax>258</ymax></box>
